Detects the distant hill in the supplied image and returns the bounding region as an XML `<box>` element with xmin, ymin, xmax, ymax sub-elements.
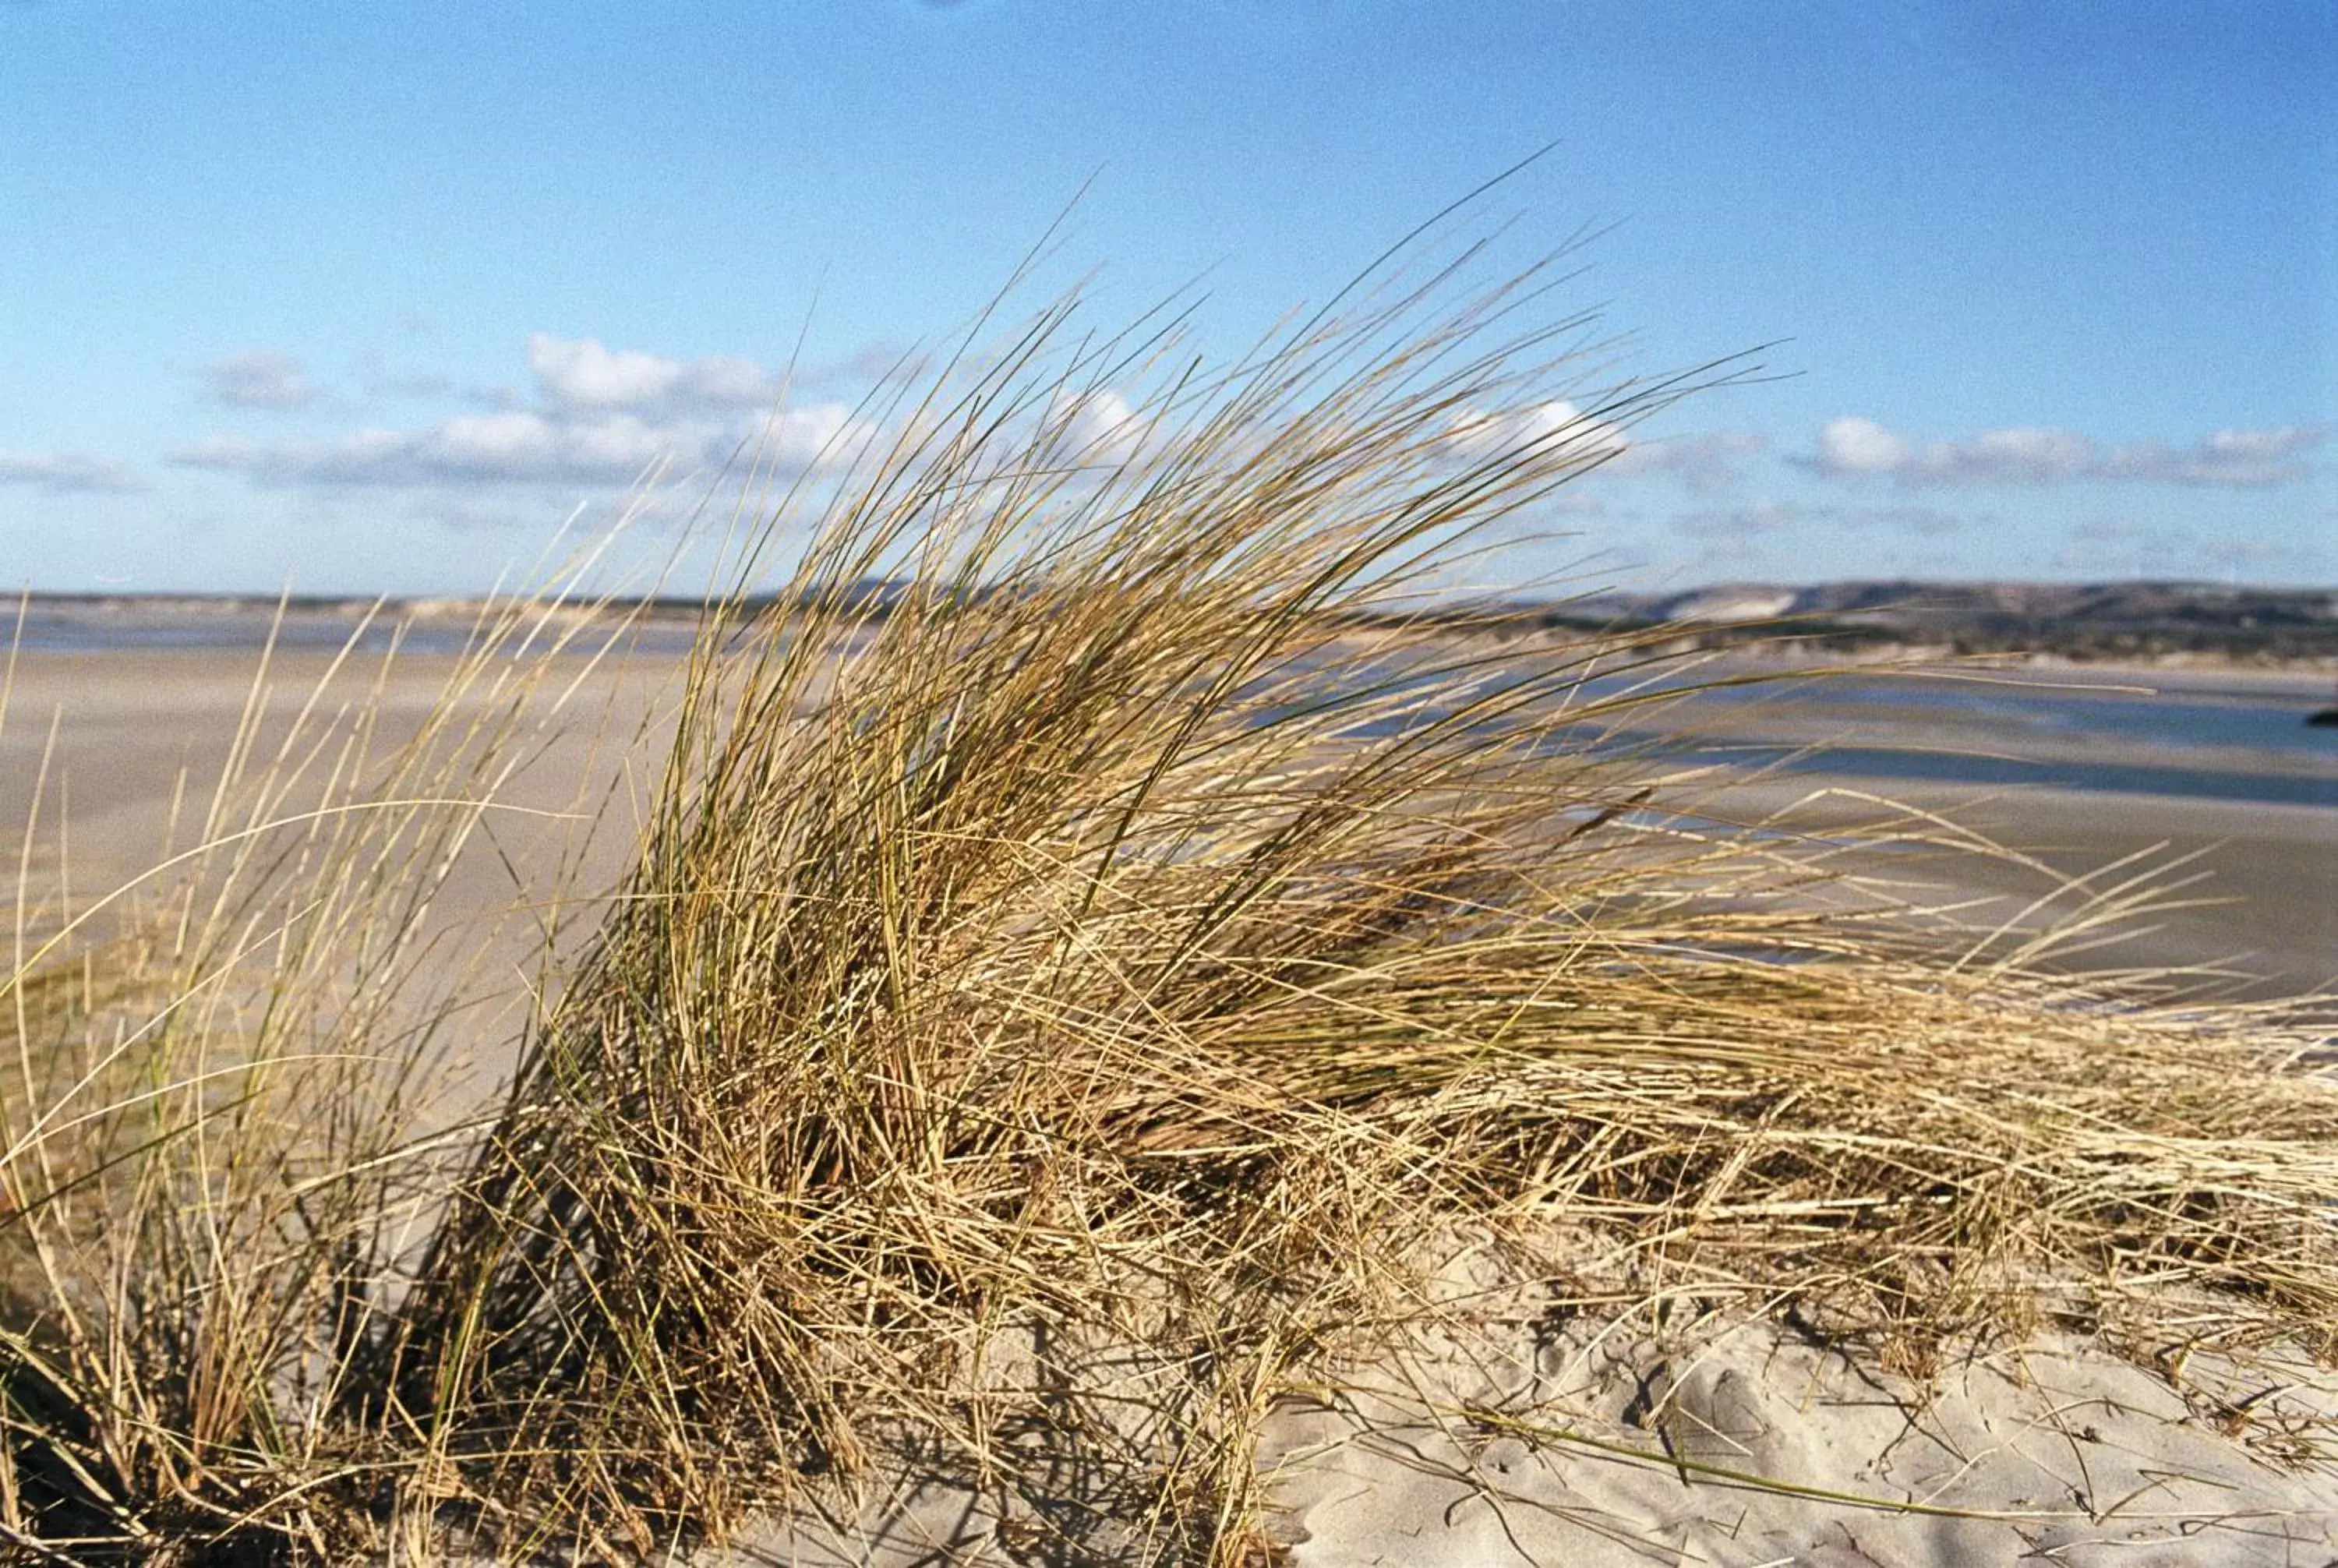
<box><xmin>1543</xmin><ymin>581</ymin><xmax>2338</xmax><ymax>663</ymax></box>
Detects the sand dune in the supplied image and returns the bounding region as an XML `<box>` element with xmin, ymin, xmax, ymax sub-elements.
<box><xmin>5</xmin><ymin>642</ymin><xmax>2332</xmax><ymax>1562</ymax></box>
<box><xmin>764</xmin><ymin>1297</ymin><xmax>2337</xmax><ymax>1565</ymax></box>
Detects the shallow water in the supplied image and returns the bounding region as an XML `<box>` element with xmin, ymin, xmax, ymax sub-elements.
<box><xmin>23</xmin><ymin>610</ymin><xmax>2337</xmax><ymax>808</ymax></box>
<box><xmin>1708</xmin><ymin>673</ymin><xmax>2338</xmax><ymax>761</ymax></box>
<box><xmin>1686</xmin><ymin>738</ymin><xmax>2336</xmax><ymax>809</ymax></box>
<box><xmin>1667</xmin><ymin>673</ymin><xmax>2336</xmax><ymax>807</ymax></box>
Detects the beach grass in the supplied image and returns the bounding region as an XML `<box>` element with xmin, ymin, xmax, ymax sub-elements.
<box><xmin>2</xmin><ymin>253</ymin><xmax>2332</xmax><ymax>1563</ymax></box>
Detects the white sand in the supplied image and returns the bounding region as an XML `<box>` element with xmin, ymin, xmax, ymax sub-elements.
<box><xmin>1259</xmin><ymin>1312</ymin><xmax>2336</xmax><ymax>1566</ymax></box>
<box><xmin>6</xmin><ymin>645</ymin><xmax>2333</xmax><ymax>1562</ymax></box>
<box><xmin>747</xmin><ymin>1284</ymin><xmax>2336</xmax><ymax>1566</ymax></box>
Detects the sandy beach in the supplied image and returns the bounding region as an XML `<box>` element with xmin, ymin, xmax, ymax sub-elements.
<box><xmin>10</xmin><ymin>645</ymin><xmax>2329</xmax><ymax>999</ymax></box>
<box><xmin>4</xmin><ymin>640</ymin><xmax>2332</xmax><ymax>1563</ymax></box>
<box><xmin>1</xmin><ymin>645</ymin><xmax>673</xmax><ymax>967</ymax></box>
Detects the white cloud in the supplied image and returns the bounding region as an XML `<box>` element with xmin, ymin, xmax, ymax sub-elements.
<box><xmin>0</xmin><ymin>450</ymin><xmax>146</xmax><ymax>494</ymax></box>
<box><xmin>527</xmin><ymin>336</ymin><xmax>681</xmax><ymax>409</ymax></box>
<box><xmin>685</xmin><ymin>353</ymin><xmax>776</xmax><ymax>407</ymax></box>
<box><xmin>2096</xmin><ymin>426</ymin><xmax>2323</xmax><ymax>486</ymax></box>
<box><xmin>1040</xmin><ymin>387</ymin><xmax>1148</xmax><ymax>467</ymax></box>
<box><xmin>171</xmin><ymin>402</ymin><xmax>858</xmax><ymax>489</ymax></box>
<box><xmin>173</xmin><ymin>415</ymin><xmax>675</xmax><ymax>488</ymax></box>
<box><xmin>1806</xmin><ymin>417</ymin><xmax>2323</xmax><ymax>488</ymax></box>
<box><xmin>1958</xmin><ymin>426</ymin><xmax>2096</xmax><ymax>483</ymax></box>
<box><xmin>1446</xmin><ymin>408</ymin><xmax>1761</xmax><ymax>490</ymax></box>
<box><xmin>1809</xmin><ymin>416</ymin><xmax>1909</xmax><ymax>476</ymax></box>
<box><xmin>202</xmin><ymin>348</ymin><xmax>323</xmax><ymax>411</ymax></box>
<box><xmin>172</xmin><ymin>330</ymin><xmax>875</xmax><ymax>493</ymax></box>
<box><xmin>743</xmin><ymin>401</ymin><xmax>876</xmax><ymax>471</ymax></box>
<box><xmin>1446</xmin><ymin>400</ymin><xmax>1630</xmax><ymax>464</ymax></box>
<box><xmin>526</xmin><ymin>334</ymin><xmax>777</xmax><ymax>412</ymax></box>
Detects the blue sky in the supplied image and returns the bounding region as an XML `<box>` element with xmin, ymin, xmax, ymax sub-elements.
<box><xmin>3</xmin><ymin>1</ymin><xmax>2330</xmax><ymax>595</ymax></box>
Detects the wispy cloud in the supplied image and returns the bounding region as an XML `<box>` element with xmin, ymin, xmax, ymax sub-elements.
<box><xmin>2096</xmin><ymin>426</ymin><xmax>2325</xmax><ymax>486</ymax></box>
<box><xmin>1444</xmin><ymin>402</ymin><xmax>1766</xmax><ymax>490</ymax></box>
<box><xmin>175</xmin><ymin>415</ymin><xmax>680</xmax><ymax>488</ymax></box>
<box><xmin>1803</xmin><ymin>417</ymin><xmax>2323</xmax><ymax>488</ymax></box>
<box><xmin>201</xmin><ymin>348</ymin><xmax>324</xmax><ymax>411</ymax></box>
<box><xmin>1445</xmin><ymin>400</ymin><xmax>1629</xmax><ymax>462</ymax></box>
<box><xmin>1668</xmin><ymin>499</ymin><xmax>1964</xmax><ymax>539</ymax></box>
<box><xmin>0</xmin><ymin>450</ymin><xmax>146</xmax><ymax>494</ymax></box>
<box><xmin>1670</xmin><ymin>500</ymin><xmax>1802</xmax><ymax>537</ymax></box>
<box><xmin>2049</xmin><ymin>516</ymin><xmax>2183</xmax><ymax>573</ymax></box>
<box><xmin>172</xmin><ymin>334</ymin><xmax>867</xmax><ymax>492</ymax></box>
<box><xmin>527</xmin><ymin>334</ymin><xmax>775</xmax><ymax>412</ymax></box>
<box><xmin>1825</xmin><ymin>502</ymin><xmax>1965</xmax><ymax>534</ymax></box>
<box><xmin>173</xmin><ymin>404</ymin><xmax>861</xmax><ymax>489</ymax></box>
<box><xmin>2195</xmin><ymin>536</ymin><xmax>2301</xmax><ymax>576</ymax></box>
<box><xmin>1605</xmin><ymin>430</ymin><xmax>1765</xmax><ymax>489</ymax></box>
<box><xmin>1040</xmin><ymin>386</ymin><xmax>1147</xmax><ymax>466</ymax></box>
<box><xmin>355</xmin><ymin>349</ymin><xmax>457</xmax><ymax>401</ymax></box>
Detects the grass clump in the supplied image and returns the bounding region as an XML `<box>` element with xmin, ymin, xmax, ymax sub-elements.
<box><xmin>4</xmin><ymin>249</ymin><xmax>2334</xmax><ymax>1563</ymax></box>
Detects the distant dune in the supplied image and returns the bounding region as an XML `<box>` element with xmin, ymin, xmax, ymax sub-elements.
<box><xmin>1558</xmin><ymin>578</ymin><xmax>2338</xmax><ymax>663</ymax></box>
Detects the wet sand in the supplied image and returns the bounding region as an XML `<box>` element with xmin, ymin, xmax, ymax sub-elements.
<box><xmin>1689</xmin><ymin>778</ymin><xmax>2337</xmax><ymax>1002</ymax></box>
<box><xmin>1</xmin><ymin>646</ymin><xmax>665</xmax><ymax>885</ymax></box>
<box><xmin>12</xmin><ymin>645</ymin><xmax>2324</xmax><ymax>994</ymax></box>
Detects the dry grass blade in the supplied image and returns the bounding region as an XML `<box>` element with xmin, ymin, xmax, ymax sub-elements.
<box><xmin>0</xmin><ymin>579</ymin><xmax>658</xmax><ymax>1559</ymax></box>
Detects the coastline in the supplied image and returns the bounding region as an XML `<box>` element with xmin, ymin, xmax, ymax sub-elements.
<box><xmin>16</xmin><ymin>589</ymin><xmax>2338</xmax><ymax>673</ymax></box>
<box><xmin>5</xmin><ymin>637</ymin><xmax>2332</xmax><ymax>1563</ymax></box>
<box><xmin>7</xmin><ymin>643</ymin><xmax>2329</xmax><ymax>991</ymax></box>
